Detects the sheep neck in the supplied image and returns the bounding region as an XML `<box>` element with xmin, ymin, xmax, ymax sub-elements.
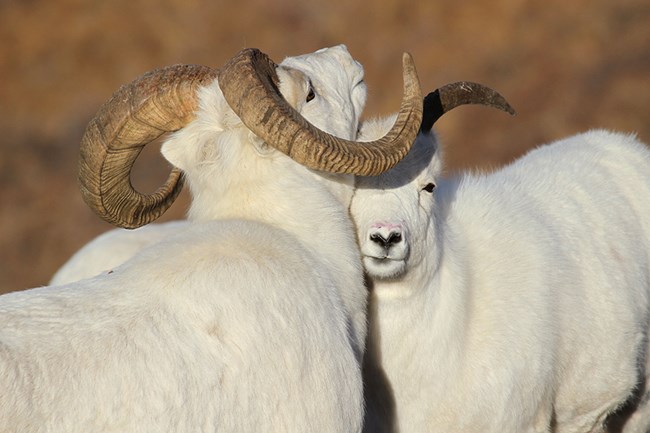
<box><xmin>364</xmin><ymin>215</ymin><xmax>472</xmax><ymax>423</ymax></box>
<box><xmin>186</xmin><ymin>152</ymin><xmax>367</xmax><ymax>355</ymax></box>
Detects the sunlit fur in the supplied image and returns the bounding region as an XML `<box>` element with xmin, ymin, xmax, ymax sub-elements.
<box><xmin>50</xmin><ymin>221</ymin><xmax>187</xmax><ymax>284</ymax></box>
<box><xmin>353</xmin><ymin>120</ymin><xmax>650</xmax><ymax>433</ymax></box>
<box><xmin>1</xmin><ymin>45</ymin><xmax>369</xmax><ymax>433</ymax></box>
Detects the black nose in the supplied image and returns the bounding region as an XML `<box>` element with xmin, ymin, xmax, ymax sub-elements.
<box><xmin>370</xmin><ymin>231</ymin><xmax>402</xmax><ymax>248</ymax></box>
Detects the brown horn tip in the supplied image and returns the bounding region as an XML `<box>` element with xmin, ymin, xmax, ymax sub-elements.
<box><xmin>421</xmin><ymin>81</ymin><xmax>515</xmax><ymax>132</ymax></box>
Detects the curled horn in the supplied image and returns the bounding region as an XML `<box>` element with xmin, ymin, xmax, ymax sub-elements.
<box><xmin>79</xmin><ymin>65</ymin><xmax>217</xmax><ymax>229</ymax></box>
<box><xmin>420</xmin><ymin>81</ymin><xmax>515</xmax><ymax>132</ymax></box>
<box><xmin>218</xmin><ymin>49</ymin><xmax>423</xmax><ymax>176</ymax></box>
<box><xmin>80</xmin><ymin>49</ymin><xmax>423</xmax><ymax>229</ymax></box>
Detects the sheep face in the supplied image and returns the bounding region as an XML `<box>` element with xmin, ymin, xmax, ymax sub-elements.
<box><xmin>352</xmin><ymin>131</ymin><xmax>441</xmax><ymax>280</ymax></box>
<box><xmin>280</xmin><ymin>45</ymin><xmax>367</xmax><ymax>142</ymax></box>
<box><xmin>161</xmin><ymin>46</ymin><xmax>368</xmax><ymax>221</ymax></box>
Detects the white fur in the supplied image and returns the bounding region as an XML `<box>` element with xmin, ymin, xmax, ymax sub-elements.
<box><xmin>352</xmin><ymin>122</ymin><xmax>650</xmax><ymax>433</ymax></box>
<box><xmin>50</xmin><ymin>221</ymin><xmax>187</xmax><ymax>284</ymax></box>
<box><xmin>1</xmin><ymin>45</ymin><xmax>369</xmax><ymax>433</ymax></box>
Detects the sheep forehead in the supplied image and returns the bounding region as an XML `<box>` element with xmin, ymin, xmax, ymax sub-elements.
<box><xmin>352</xmin><ymin>184</ymin><xmax>420</xmax><ymax>232</ymax></box>
<box><xmin>357</xmin><ymin>137</ymin><xmax>437</xmax><ymax>190</ymax></box>
<box><xmin>280</xmin><ymin>45</ymin><xmax>365</xmax><ymax>92</ymax></box>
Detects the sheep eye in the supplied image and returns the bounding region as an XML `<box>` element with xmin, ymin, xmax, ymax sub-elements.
<box><xmin>306</xmin><ymin>85</ymin><xmax>315</xmax><ymax>103</ymax></box>
<box><xmin>422</xmin><ymin>183</ymin><xmax>436</xmax><ymax>193</ymax></box>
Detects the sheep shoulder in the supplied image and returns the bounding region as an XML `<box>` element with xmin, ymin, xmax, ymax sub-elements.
<box><xmin>50</xmin><ymin>220</ymin><xmax>189</xmax><ymax>285</ymax></box>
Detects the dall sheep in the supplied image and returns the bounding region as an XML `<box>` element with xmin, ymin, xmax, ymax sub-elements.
<box><xmin>352</xmin><ymin>118</ymin><xmax>650</xmax><ymax>433</ymax></box>
<box><xmin>50</xmin><ymin>82</ymin><xmax>515</xmax><ymax>287</ymax></box>
<box><xmin>0</xmin><ymin>45</ymin><xmax>425</xmax><ymax>432</ymax></box>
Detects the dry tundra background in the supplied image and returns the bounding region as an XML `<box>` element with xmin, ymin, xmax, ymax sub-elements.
<box><xmin>0</xmin><ymin>0</ymin><xmax>648</xmax><ymax>293</ymax></box>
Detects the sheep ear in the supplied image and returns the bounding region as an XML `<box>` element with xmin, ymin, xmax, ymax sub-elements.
<box><xmin>161</xmin><ymin>81</ymin><xmax>228</xmax><ymax>170</ymax></box>
<box><xmin>160</xmin><ymin>128</ymin><xmax>215</xmax><ymax>172</ymax></box>
<box><xmin>160</xmin><ymin>131</ymin><xmax>192</xmax><ymax>171</ymax></box>
<box><xmin>276</xmin><ymin>66</ymin><xmax>308</xmax><ymax>111</ymax></box>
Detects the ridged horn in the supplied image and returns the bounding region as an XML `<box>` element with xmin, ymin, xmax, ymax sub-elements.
<box><xmin>420</xmin><ymin>81</ymin><xmax>515</xmax><ymax>132</ymax></box>
<box><xmin>80</xmin><ymin>49</ymin><xmax>423</xmax><ymax>229</ymax></box>
<box><xmin>218</xmin><ymin>49</ymin><xmax>423</xmax><ymax>176</ymax></box>
<box><xmin>79</xmin><ymin>65</ymin><xmax>217</xmax><ymax>229</ymax></box>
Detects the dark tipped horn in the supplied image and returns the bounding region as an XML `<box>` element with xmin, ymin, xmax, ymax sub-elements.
<box><xmin>420</xmin><ymin>81</ymin><xmax>515</xmax><ymax>132</ymax></box>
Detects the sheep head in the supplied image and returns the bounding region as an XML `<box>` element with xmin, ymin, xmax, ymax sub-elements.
<box><xmin>353</xmin><ymin>130</ymin><xmax>441</xmax><ymax>280</ymax></box>
<box><xmin>353</xmin><ymin>81</ymin><xmax>515</xmax><ymax>280</ymax></box>
<box><xmin>79</xmin><ymin>48</ymin><xmax>423</xmax><ymax>229</ymax></box>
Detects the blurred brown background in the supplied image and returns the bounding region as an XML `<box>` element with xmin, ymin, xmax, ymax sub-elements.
<box><xmin>0</xmin><ymin>0</ymin><xmax>648</xmax><ymax>293</ymax></box>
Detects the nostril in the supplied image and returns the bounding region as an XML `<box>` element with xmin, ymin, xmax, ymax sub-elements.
<box><xmin>369</xmin><ymin>231</ymin><xmax>402</xmax><ymax>248</ymax></box>
<box><xmin>370</xmin><ymin>233</ymin><xmax>388</xmax><ymax>247</ymax></box>
<box><xmin>387</xmin><ymin>232</ymin><xmax>402</xmax><ymax>245</ymax></box>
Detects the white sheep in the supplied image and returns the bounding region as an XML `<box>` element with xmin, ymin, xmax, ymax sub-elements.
<box><xmin>352</xmin><ymin>120</ymin><xmax>650</xmax><ymax>433</ymax></box>
<box><xmin>51</xmin><ymin>82</ymin><xmax>515</xmax><ymax>287</ymax></box>
<box><xmin>0</xmin><ymin>45</ymin><xmax>424</xmax><ymax>432</ymax></box>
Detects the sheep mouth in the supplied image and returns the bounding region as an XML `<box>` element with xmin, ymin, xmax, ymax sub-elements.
<box><xmin>363</xmin><ymin>250</ymin><xmax>408</xmax><ymax>262</ymax></box>
<box><xmin>366</xmin><ymin>255</ymin><xmax>403</xmax><ymax>263</ymax></box>
<box><xmin>362</xmin><ymin>255</ymin><xmax>408</xmax><ymax>279</ymax></box>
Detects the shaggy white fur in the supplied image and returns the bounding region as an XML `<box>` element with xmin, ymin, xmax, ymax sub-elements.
<box><xmin>353</xmin><ymin>121</ymin><xmax>650</xmax><ymax>433</ymax></box>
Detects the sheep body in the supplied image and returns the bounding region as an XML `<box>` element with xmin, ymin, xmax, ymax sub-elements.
<box><xmin>1</xmin><ymin>45</ymin><xmax>370</xmax><ymax>432</ymax></box>
<box><xmin>352</xmin><ymin>124</ymin><xmax>650</xmax><ymax>433</ymax></box>
<box><xmin>2</xmin><ymin>221</ymin><xmax>362</xmax><ymax>432</ymax></box>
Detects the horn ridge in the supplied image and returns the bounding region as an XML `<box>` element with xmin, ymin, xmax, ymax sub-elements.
<box><xmin>79</xmin><ymin>64</ymin><xmax>216</xmax><ymax>228</ymax></box>
<box><xmin>218</xmin><ymin>50</ymin><xmax>423</xmax><ymax>176</ymax></box>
